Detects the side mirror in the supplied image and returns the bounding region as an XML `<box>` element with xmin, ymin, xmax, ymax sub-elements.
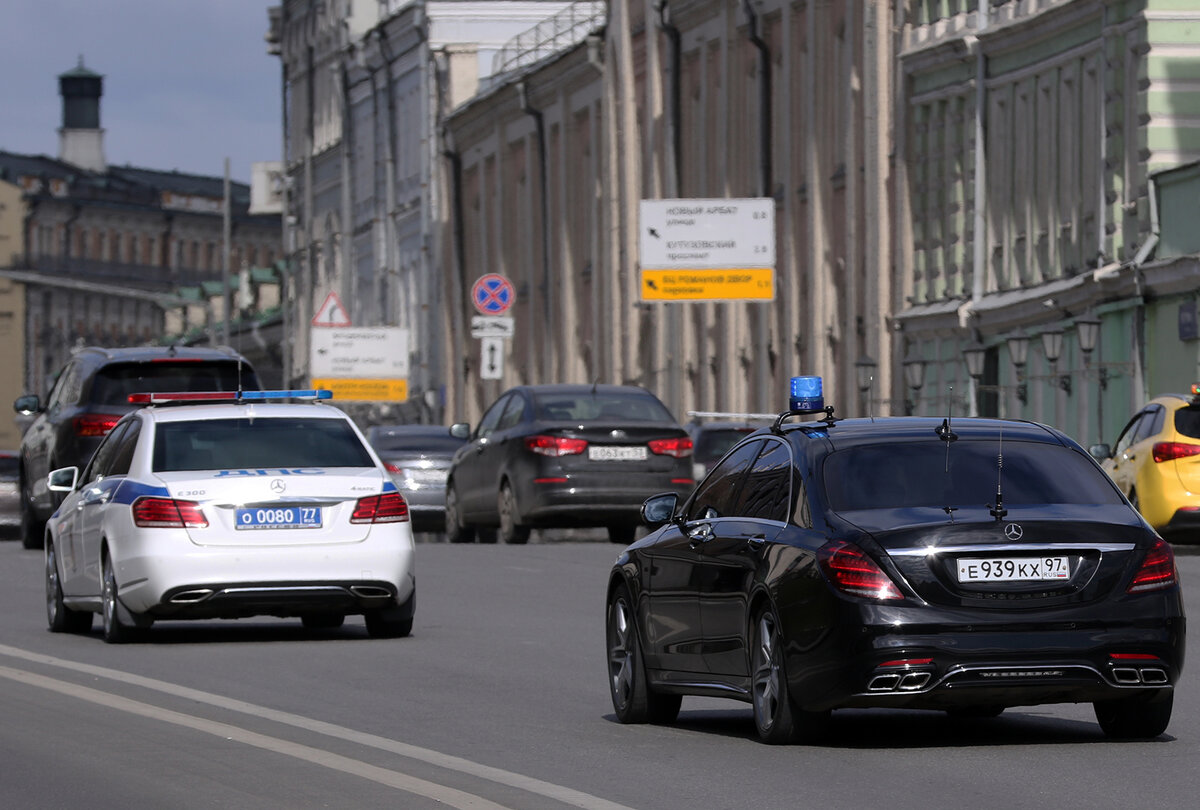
<box><xmin>449</xmin><ymin>422</ymin><xmax>471</xmax><ymax>440</ymax></box>
<box><xmin>48</xmin><ymin>466</ymin><xmax>79</xmax><ymax>493</ymax></box>
<box><xmin>1088</xmin><ymin>443</ymin><xmax>1112</xmax><ymax>462</ymax></box>
<box><xmin>13</xmin><ymin>394</ymin><xmax>41</xmax><ymax>415</ymax></box>
<box><xmin>641</xmin><ymin>492</ymin><xmax>679</xmax><ymax>527</ymax></box>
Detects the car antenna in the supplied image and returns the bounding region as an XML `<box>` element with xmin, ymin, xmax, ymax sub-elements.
<box><xmin>937</xmin><ymin>386</ymin><xmax>959</xmax><ymax>513</ymax></box>
<box><xmin>989</xmin><ymin>421</ymin><xmax>1007</xmax><ymax>520</ymax></box>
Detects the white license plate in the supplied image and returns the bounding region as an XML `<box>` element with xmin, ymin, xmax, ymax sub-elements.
<box><xmin>588</xmin><ymin>445</ymin><xmax>647</xmax><ymax>461</ymax></box>
<box><xmin>957</xmin><ymin>557</ymin><xmax>1070</xmax><ymax>582</ymax></box>
<box><xmin>236</xmin><ymin>506</ymin><xmax>322</xmax><ymax>530</ymax></box>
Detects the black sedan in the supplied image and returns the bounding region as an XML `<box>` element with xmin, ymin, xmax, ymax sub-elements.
<box><xmin>606</xmin><ymin>405</ymin><xmax>1185</xmax><ymax>743</ymax></box>
<box><xmin>445</xmin><ymin>384</ymin><xmax>695</xmax><ymax>544</ymax></box>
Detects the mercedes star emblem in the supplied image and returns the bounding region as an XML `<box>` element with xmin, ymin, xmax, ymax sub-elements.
<box><xmin>270</xmin><ymin>479</ymin><xmax>287</xmax><ymax>493</ymax></box>
<box><xmin>1004</xmin><ymin>523</ymin><xmax>1023</xmax><ymax>540</ymax></box>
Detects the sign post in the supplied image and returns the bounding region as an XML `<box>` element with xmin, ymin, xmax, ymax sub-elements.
<box><xmin>309</xmin><ymin>291</ymin><xmax>409</xmax><ymax>401</ymax></box>
<box><xmin>470</xmin><ymin>274</ymin><xmax>515</xmax><ymax>380</ymax></box>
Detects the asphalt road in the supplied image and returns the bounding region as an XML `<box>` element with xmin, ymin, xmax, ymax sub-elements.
<box><xmin>1</xmin><ymin>537</ymin><xmax>1198</xmax><ymax>810</ymax></box>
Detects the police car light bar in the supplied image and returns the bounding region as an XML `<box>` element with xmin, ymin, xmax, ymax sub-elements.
<box><xmin>128</xmin><ymin>389</ymin><xmax>334</xmax><ymax>405</ymax></box>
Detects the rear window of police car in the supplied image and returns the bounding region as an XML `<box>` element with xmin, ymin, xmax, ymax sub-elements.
<box><xmin>153</xmin><ymin>418</ymin><xmax>375</xmax><ymax>472</ymax></box>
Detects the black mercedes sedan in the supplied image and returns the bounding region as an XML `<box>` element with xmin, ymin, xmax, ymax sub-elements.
<box><xmin>445</xmin><ymin>384</ymin><xmax>695</xmax><ymax>544</ymax></box>
<box><xmin>606</xmin><ymin>392</ymin><xmax>1185</xmax><ymax>744</ymax></box>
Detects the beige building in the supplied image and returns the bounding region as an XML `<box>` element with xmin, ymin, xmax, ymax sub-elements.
<box><xmin>0</xmin><ymin>178</ymin><xmax>26</xmax><ymax>448</ymax></box>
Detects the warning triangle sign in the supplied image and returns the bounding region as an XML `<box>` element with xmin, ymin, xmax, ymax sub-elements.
<box><xmin>312</xmin><ymin>291</ymin><xmax>351</xmax><ymax>327</ymax></box>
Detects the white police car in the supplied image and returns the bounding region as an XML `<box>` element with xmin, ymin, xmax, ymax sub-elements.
<box><xmin>43</xmin><ymin>390</ymin><xmax>415</xmax><ymax>643</ymax></box>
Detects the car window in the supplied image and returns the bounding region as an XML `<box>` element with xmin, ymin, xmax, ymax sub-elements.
<box><xmin>823</xmin><ymin>440</ymin><xmax>1125</xmax><ymax>512</ymax></box>
<box><xmin>1133</xmin><ymin>406</ymin><xmax>1164</xmax><ymax>443</ymax></box>
<box><xmin>371</xmin><ymin>434</ymin><xmax>466</xmax><ymax>453</ymax></box>
<box><xmin>475</xmin><ymin>394</ymin><xmax>512</xmax><ymax>440</ymax></box>
<box><xmin>87</xmin><ymin>361</ymin><xmax>259</xmax><ymax>406</ymax></box>
<box><xmin>152</xmin><ymin>417</ymin><xmax>374</xmax><ymax>471</ymax></box>
<box><xmin>686</xmin><ymin>439</ymin><xmax>763</xmax><ymax>521</ymax></box>
<box><xmin>531</xmin><ymin>391</ymin><xmax>675</xmax><ymax>423</ymax></box>
<box><xmin>0</xmin><ymin>455</ymin><xmax>18</xmax><ymax>478</ymax></box>
<box><xmin>496</xmin><ymin>394</ymin><xmax>526</xmax><ymax>431</ymax></box>
<box><xmin>108</xmin><ymin>419</ymin><xmax>142</xmax><ymax>476</ymax></box>
<box><xmin>49</xmin><ymin>362</ymin><xmax>82</xmax><ymax>408</ymax></box>
<box><xmin>1113</xmin><ymin>413</ymin><xmax>1146</xmax><ymax>456</ymax></box>
<box><xmin>81</xmin><ymin>420</ymin><xmax>131</xmax><ymax>483</ymax></box>
<box><xmin>1175</xmin><ymin>404</ymin><xmax>1200</xmax><ymax>440</ymax></box>
<box><xmin>734</xmin><ymin>439</ymin><xmax>793</xmax><ymax>522</ymax></box>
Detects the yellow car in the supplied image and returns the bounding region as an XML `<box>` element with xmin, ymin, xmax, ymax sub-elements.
<box><xmin>1090</xmin><ymin>386</ymin><xmax>1200</xmax><ymax>540</ymax></box>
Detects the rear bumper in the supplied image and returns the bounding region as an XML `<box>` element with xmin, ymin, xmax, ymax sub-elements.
<box><xmin>782</xmin><ymin>595</ymin><xmax>1186</xmax><ymax>712</ymax></box>
<box><xmin>520</xmin><ymin>479</ymin><xmax>694</xmax><ymax>527</ymax></box>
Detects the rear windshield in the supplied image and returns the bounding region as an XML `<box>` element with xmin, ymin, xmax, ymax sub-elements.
<box><xmin>90</xmin><ymin>361</ymin><xmax>259</xmax><ymax>407</ymax></box>
<box><xmin>694</xmin><ymin>427</ymin><xmax>757</xmax><ymax>463</ymax></box>
<box><xmin>153</xmin><ymin>418</ymin><xmax>374</xmax><ymax>472</ymax></box>
<box><xmin>823</xmin><ymin>440</ymin><xmax>1124</xmax><ymax>512</ymax></box>
<box><xmin>531</xmin><ymin>391</ymin><xmax>675</xmax><ymax>423</ymax></box>
<box><xmin>371</xmin><ymin>434</ymin><xmax>465</xmax><ymax>453</ymax></box>
<box><xmin>1175</xmin><ymin>405</ymin><xmax>1200</xmax><ymax>440</ymax></box>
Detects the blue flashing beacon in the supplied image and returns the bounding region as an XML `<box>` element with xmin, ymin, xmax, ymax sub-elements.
<box><xmin>790</xmin><ymin>376</ymin><xmax>824</xmax><ymax>413</ymax></box>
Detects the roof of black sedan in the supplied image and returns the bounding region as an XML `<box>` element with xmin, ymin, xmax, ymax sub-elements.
<box><xmin>778</xmin><ymin>414</ymin><xmax>1072</xmax><ymax>450</ymax></box>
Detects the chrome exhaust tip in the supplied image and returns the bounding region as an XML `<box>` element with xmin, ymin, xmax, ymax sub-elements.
<box><xmin>899</xmin><ymin>671</ymin><xmax>931</xmax><ymax>690</ymax></box>
<box><xmin>867</xmin><ymin>674</ymin><xmax>901</xmax><ymax>692</ymax></box>
<box><xmin>169</xmin><ymin>589</ymin><xmax>214</xmax><ymax>604</ymax></box>
<box><xmin>1140</xmin><ymin>668</ymin><xmax>1169</xmax><ymax>685</ymax></box>
<box><xmin>1111</xmin><ymin>667</ymin><xmax>1142</xmax><ymax>685</ymax></box>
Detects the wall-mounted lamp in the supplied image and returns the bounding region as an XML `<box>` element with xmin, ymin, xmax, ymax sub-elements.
<box><xmin>902</xmin><ymin>353</ymin><xmax>926</xmax><ymax>415</ymax></box>
<box><xmin>963</xmin><ymin>344</ymin><xmax>986</xmax><ymax>380</ymax></box>
<box><xmin>1006</xmin><ymin>332</ymin><xmax>1029</xmax><ymax>404</ymax></box>
<box><xmin>1040</xmin><ymin>328</ymin><xmax>1072</xmax><ymax>394</ymax></box>
<box><xmin>1076</xmin><ymin>316</ymin><xmax>1101</xmax><ymax>356</ymax></box>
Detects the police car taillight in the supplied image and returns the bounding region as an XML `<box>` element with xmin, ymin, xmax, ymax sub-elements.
<box><xmin>350</xmin><ymin>492</ymin><xmax>410</xmax><ymax>524</ymax></box>
<box><xmin>127</xmin><ymin>389</ymin><xmax>334</xmax><ymax>404</ymax></box>
<box><xmin>131</xmin><ymin>497</ymin><xmax>209</xmax><ymax>528</ymax></box>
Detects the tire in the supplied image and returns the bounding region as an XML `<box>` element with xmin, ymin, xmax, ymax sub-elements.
<box><xmin>607</xmin><ymin>524</ymin><xmax>636</xmax><ymax>545</ymax></box>
<box><xmin>1094</xmin><ymin>690</ymin><xmax>1174</xmax><ymax>739</ymax></box>
<box><xmin>365</xmin><ymin>591</ymin><xmax>415</xmax><ymax>639</ymax></box>
<box><xmin>606</xmin><ymin>583</ymin><xmax>681</xmax><ymax>724</ymax></box>
<box><xmin>445</xmin><ymin>485</ymin><xmax>477</xmax><ymax>544</ymax></box>
<box><xmin>498</xmin><ymin>482</ymin><xmax>530</xmax><ymax>545</ymax></box>
<box><xmin>750</xmin><ymin>604</ymin><xmax>829</xmax><ymax>744</ymax></box>
<box><xmin>102</xmin><ymin>556</ymin><xmax>141</xmax><ymax>644</ymax></box>
<box><xmin>46</xmin><ymin>541</ymin><xmax>92</xmax><ymax>634</ymax></box>
<box><xmin>301</xmin><ymin>614</ymin><xmax>345</xmax><ymax>631</ymax></box>
<box><xmin>20</xmin><ymin>491</ymin><xmax>44</xmax><ymax>551</ymax></box>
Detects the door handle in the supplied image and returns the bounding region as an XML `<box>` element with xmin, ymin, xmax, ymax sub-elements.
<box><xmin>747</xmin><ymin>534</ymin><xmax>767</xmax><ymax>548</ymax></box>
<box><xmin>687</xmin><ymin>523</ymin><xmax>713</xmax><ymax>545</ymax></box>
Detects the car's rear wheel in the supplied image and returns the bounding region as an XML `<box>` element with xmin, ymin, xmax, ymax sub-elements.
<box><xmin>445</xmin><ymin>485</ymin><xmax>476</xmax><ymax>544</ymax></box>
<box><xmin>607</xmin><ymin>524</ymin><xmax>636</xmax><ymax>545</ymax></box>
<box><xmin>46</xmin><ymin>541</ymin><xmax>92</xmax><ymax>634</ymax></box>
<box><xmin>498</xmin><ymin>482</ymin><xmax>530</xmax><ymax>545</ymax></box>
<box><xmin>102</xmin><ymin>556</ymin><xmax>142</xmax><ymax>644</ymax></box>
<box><xmin>301</xmin><ymin>613</ymin><xmax>345</xmax><ymax>631</ymax></box>
<box><xmin>751</xmin><ymin>605</ymin><xmax>829</xmax><ymax>744</ymax></box>
<box><xmin>606</xmin><ymin>583</ymin><xmax>681</xmax><ymax>724</ymax></box>
<box><xmin>1094</xmin><ymin>689</ymin><xmax>1174</xmax><ymax>739</ymax></box>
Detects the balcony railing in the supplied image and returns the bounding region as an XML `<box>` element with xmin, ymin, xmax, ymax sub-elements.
<box><xmin>489</xmin><ymin>0</ymin><xmax>606</xmax><ymax>80</ymax></box>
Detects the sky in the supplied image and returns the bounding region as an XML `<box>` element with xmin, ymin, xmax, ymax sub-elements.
<box><xmin>0</xmin><ymin>1</ymin><xmax>283</xmax><ymax>184</ymax></box>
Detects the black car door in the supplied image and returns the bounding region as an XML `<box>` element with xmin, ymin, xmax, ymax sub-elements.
<box><xmin>696</xmin><ymin>437</ymin><xmax>793</xmax><ymax>677</ymax></box>
<box><xmin>457</xmin><ymin>393</ymin><xmax>513</xmax><ymax>516</ymax></box>
<box><xmin>644</xmin><ymin>439</ymin><xmax>762</xmax><ymax>675</ymax></box>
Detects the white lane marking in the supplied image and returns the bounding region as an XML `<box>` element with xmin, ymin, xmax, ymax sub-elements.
<box><xmin>0</xmin><ymin>644</ymin><xmax>634</xmax><ymax>810</ymax></box>
<box><xmin>0</xmin><ymin>663</ymin><xmax>508</xmax><ymax>810</ymax></box>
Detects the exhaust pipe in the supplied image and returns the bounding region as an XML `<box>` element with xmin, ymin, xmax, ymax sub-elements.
<box><xmin>169</xmin><ymin>589</ymin><xmax>214</xmax><ymax>604</ymax></box>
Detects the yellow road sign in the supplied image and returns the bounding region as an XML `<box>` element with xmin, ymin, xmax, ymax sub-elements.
<box><xmin>640</xmin><ymin>268</ymin><xmax>774</xmax><ymax>301</ymax></box>
<box><xmin>311</xmin><ymin>378</ymin><xmax>408</xmax><ymax>402</ymax></box>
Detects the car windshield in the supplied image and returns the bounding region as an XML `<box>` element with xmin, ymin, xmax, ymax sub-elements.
<box><xmin>532</xmin><ymin>391</ymin><xmax>675</xmax><ymax>422</ymax></box>
<box><xmin>153</xmin><ymin>418</ymin><xmax>374</xmax><ymax>471</ymax></box>
<box><xmin>822</xmin><ymin>440</ymin><xmax>1124</xmax><ymax>512</ymax></box>
<box><xmin>1175</xmin><ymin>404</ymin><xmax>1200</xmax><ymax>440</ymax></box>
<box><xmin>90</xmin><ymin>361</ymin><xmax>259</xmax><ymax>406</ymax></box>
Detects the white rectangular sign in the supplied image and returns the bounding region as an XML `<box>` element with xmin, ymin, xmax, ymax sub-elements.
<box><xmin>639</xmin><ymin>198</ymin><xmax>775</xmax><ymax>269</ymax></box>
<box><xmin>471</xmin><ymin>316</ymin><xmax>515</xmax><ymax>339</ymax></box>
<box><xmin>310</xmin><ymin>327</ymin><xmax>409</xmax><ymax>379</ymax></box>
<box><xmin>480</xmin><ymin>336</ymin><xmax>504</xmax><ymax>380</ymax></box>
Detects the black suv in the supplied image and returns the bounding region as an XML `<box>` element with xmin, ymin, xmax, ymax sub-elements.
<box><xmin>12</xmin><ymin>345</ymin><xmax>259</xmax><ymax>548</ymax></box>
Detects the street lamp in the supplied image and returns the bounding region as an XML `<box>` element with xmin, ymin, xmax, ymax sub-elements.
<box><xmin>1040</xmin><ymin>328</ymin><xmax>1071</xmax><ymax>394</ymax></box>
<box><xmin>1076</xmin><ymin>316</ymin><xmax>1101</xmax><ymax>356</ymax></box>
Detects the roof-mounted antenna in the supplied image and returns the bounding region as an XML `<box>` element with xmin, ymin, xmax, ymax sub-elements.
<box><xmin>989</xmin><ymin>421</ymin><xmax>1007</xmax><ymax>520</ymax></box>
<box><xmin>936</xmin><ymin>385</ymin><xmax>957</xmax><ymax>474</ymax></box>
